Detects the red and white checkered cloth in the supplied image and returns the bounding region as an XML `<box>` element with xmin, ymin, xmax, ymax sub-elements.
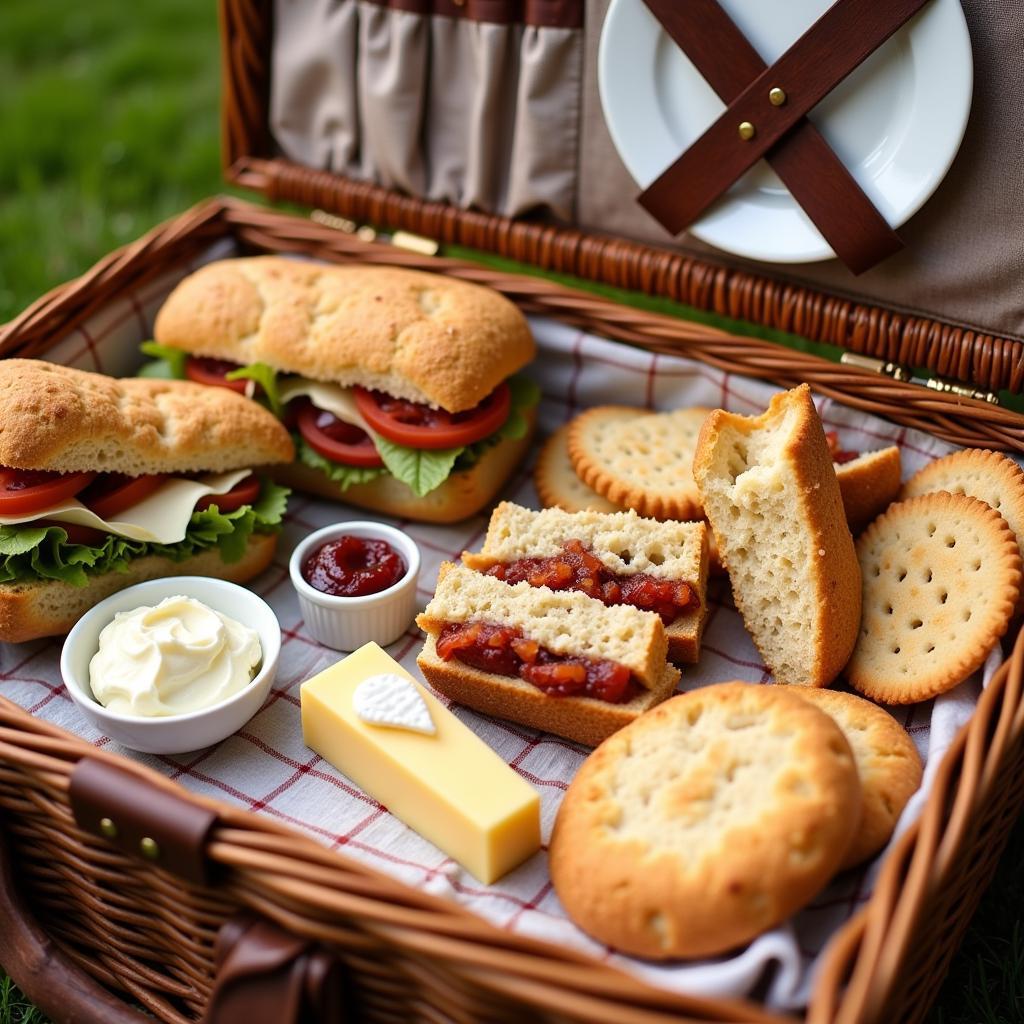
<box><xmin>0</xmin><ymin>247</ymin><xmax>999</xmax><ymax>1010</ymax></box>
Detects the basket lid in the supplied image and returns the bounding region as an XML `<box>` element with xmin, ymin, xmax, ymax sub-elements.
<box><xmin>219</xmin><ymin>0</ymin><xmax>1024</xmax><ymax>395</ymax></box>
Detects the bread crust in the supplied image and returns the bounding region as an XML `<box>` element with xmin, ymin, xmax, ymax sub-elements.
<box><xmin>693</xmin><ymin>385</ymin><xmax>861</xmax><ymax>687</ymax></box>
<box><xmin>836</xmin><ymin>445</ymin><xmax>902</xmax><ymax>535</ymax></box>
<box><xmin>417</xmin><ymin>634</ymin><xmax>679</xmax><ymax>747</ymax></box>
<box><xmin>153</xmin><ymin>258</ymin><xmax>535</xmax><ymax>413</ymax></box>
<box><xmin>0</xmin><ymin>532</ymin><xmax>277</xmax><ymax>643</ymax></box>
<box><xmin>273</xmin><ymin>414</ymin><xmax>534</xmax><ymax>524</ymax></box>
<box><xmin>0</xmin><ymin>360</ymin><xmax>293</xmax><ymax>474</ymax></box>
<box><xmin>549</xmin><ymin>682</ymin><xmax>861</xmax><ymax>958</ymax></box>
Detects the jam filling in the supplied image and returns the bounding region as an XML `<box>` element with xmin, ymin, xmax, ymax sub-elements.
<box><xmin>303</xmin><ymin>535</ymin><xmax>407</xmax><ymax>597</ymax></box>
<box><xmin>483</xmin><ymin>539</ymin><xmax>696</xmax><ymax>625</ymax></box>
<box><xmin>436</xmin><ymin>621</ymin><xmax>640</xmax><ymax>704</ymax></box>
<box><xmin>825</xmin><ymin>431</ymin><xmax>859</xmax><ymax>465</ymax></box>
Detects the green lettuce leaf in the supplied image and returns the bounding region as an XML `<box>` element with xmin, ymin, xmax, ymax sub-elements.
<box><xmin>0</xmin><ymin>479</ymin><xmax>290</xmax><ymax>587</ymax></box>
<box><xmin>138</xmin><ymin>340</ymin><xmax>188</xmax><ymax>380</ymax></box>
<box><xmin>373</xmin><ymin>437</ymin><xmax>463</xmax><ymax>497</ymax></box>
<box><xmin>226</xmin><ymin>362</ymin><xmax>284</xmax><ymax>417</ymax></box>
<box><xmin>296</xmin><ymin>437</ymin><xmax>388</xmax><ymax>491</ymax></box>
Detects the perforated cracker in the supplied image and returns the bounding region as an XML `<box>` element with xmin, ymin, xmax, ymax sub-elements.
<box><xmin>567</xmin><ymin>406</ymin><xmax>710</xmax><ymax>520</ymax></box>
<box><xmin>901</xmin><ymin>448</ymin><xmax>1024</xmax><ymax>611</ymax></box>
<box><xmin>534</xmin><ymin>424</ymin><xmax>622</xmax><ymax>513</ymax></box>
<box><xmin>847</xmin><ymin>493</ymin><xmax>1022</xmax><ymax>704</ymax></box>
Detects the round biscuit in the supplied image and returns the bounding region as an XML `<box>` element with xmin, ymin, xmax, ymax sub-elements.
<box><xmin>567</xmin><ymin>406</ymin><xmax>710</xmax><ymax>520</ymax></box>
<box><xmin>534</xmin><ymin>425</ymin><xmax>622</xmax><ymax>513</ymax></box>
<box><xmin>847</xmin><ymin>493</ymin><xmax>1021</xmax><ymax>704</ymax></box>
<box><xmin>901</xmin><ymin>448</ymin><xmax>1024</xmax><ymax>612</ymax></box>
<box><xmin>549</xmin><ymin>682</ymin><xmax>861</xmax><ymax>960</ymax></box>
<box><xmin>781</xmin><ymin>686</ymin><xmax>922</xmax><ymax>868</ymax></box>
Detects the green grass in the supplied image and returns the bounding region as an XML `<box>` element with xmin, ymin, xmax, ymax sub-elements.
<box><xmin>1</xmin><ymin>1</ymin><xmax>1023</xmax><ymax>1021</ymax></box>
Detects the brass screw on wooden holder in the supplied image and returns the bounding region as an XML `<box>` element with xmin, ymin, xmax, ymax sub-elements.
<box><xmin>99</xmin><ymin>817</ymin><xmax>117</xmax><ymax>839</ymax></box>
<box><xmin>738</xmin><ymin>121</ymin><xmax>756</xmax><ymax>141</ymax></box>
<box><xmin>139</xmin><ymin>837</ymin><xmax>160</xmax><ymax>860</ymax></box>
<box><xmin>769</xmin><ymin>87</ymin><xmax>787</xmax><ymax>106</ymax></box>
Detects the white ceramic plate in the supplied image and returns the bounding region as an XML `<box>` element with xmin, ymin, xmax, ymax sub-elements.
<box><xmin>598</xmin><ymin>0</ymin><xmax>973</xmax><ymax>264</ymax></box>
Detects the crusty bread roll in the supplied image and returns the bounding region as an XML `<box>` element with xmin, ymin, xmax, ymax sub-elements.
<box><xmin>154</xmin><ymin>258</ymin><xmax>535</xmax><ymax>412</ymax></box>
<box><xmin>274</xmin><ymin>412</ymin><xmax>535</xmax><ymax>524</ymax></box>
<box><xmin>418</xmin><ymin>563</ymin><xmax>669</xmax><ymax>688</ymax></box>
<box><xmin>693</xmin><ymin>385</ymin><xmax>861</xmax><ymax>686</ymax></box>
<box><xmin>0</xmin><ymin>532</ymin><xmax>276</xmax><ymax>643</ymax></box>
<box><xmin>461</xmin><ymin>503</ymin><xmax>709</xmax><ymax>663</ymax></box>
<box><xmin>836</xmin><ymin>445</ymin><xmax>902</xmax><ymax>535</ymax></box>
<box><xmin>418</xmin><ymin>635</ymin><xmax>680</xmax><ymax>748</ymax></box>
<box><xmin>0</xmin><ymin>360</ymin><xmax>293</xmax><ymax>474</ymax></box>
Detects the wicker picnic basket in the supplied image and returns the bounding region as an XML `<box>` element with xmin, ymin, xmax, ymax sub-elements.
<box><xmin>3</xmin><ymin>2</ymin><xmax>1024</xmax><ymax>1022</ymax></box>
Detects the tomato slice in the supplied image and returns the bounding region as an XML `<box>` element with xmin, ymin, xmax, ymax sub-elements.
<box><xmin>353</xmin><ymin>383</ymin><xmax>511</xmax><ymax>449</ymax></box>
<box><xmin>184</xmin><ymin>356</ymin><xmax>248</xmax><ymax>394</ymax></box>
<box><xmin>0</xmin><ymin>469</ymin><xmax>96</xmax><ymax>516</ymax></box>
<box><xmin>296</xmin><ymin>404</ymin><xmax>385</xmax><ymax>467</ymax></box>
<box><xmin>80</xmin><ymin>474</ymin><xmax>164</xmax><ymax>520</ymax></box>
<box><xmin>37</xmin><ymin>520</ymin><xmax>108</xmax><ymax>546</ymax></box>
<box><xmin>194</xmin><ymin>474</ymin><xmax>262</xmax><ymax>514</ymax></box>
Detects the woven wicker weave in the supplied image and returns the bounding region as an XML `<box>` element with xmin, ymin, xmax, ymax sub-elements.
<box><xmin>217</xmin><ymin>0</ymin><xmax>1024</xmax><ymax>397</ymax></box>
<box><xmin>1</xmin><ymin>200</ymin><xmax>1024</xmax><ymax>1024</ymax></box>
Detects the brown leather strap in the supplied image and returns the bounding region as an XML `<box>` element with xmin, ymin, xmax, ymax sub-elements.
<box><xmin>68</xmin><ymin>757</ymin><xmax>218</xmax><ymax>886</ymax></box>
<box><xmin>0</xmin><ymin>831</ymin><xmax>150</xmax><ymax>1024</ymax></box>
<box><xmin>640</xmin><ymin>0</ymin><xmax>931</xmax><ymax>232</ymax></box>
<box><xmin>638</xmin><ymin>0</ymin><xmax>904</xmax><ymax>274</ymax></box>
<box><xmin>204</xmin><ymin>915</ymin><xmax>347</xmax><ymax>1024</ymax></box>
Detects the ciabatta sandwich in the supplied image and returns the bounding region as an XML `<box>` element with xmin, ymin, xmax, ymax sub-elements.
<box><xmin>0</xmin><ymin>361</ymin><xmax>293</xmax><ymax>642</ymax></box>
<box><xmin>461</xmin><ymin>503</ymin><xmax>709</xmax><ymax>663</ymax></box>
<box><xmin>146</xmin><ymin>257</ymin><xmax>538</xmax><ymax>523</ymax></box>
<box><xmin>416</xmin><ymin>563</ymin><xmax>680</xmax><ymax>747</ymax></box>
<box><xmin>692</xmin><ymin>385</ymin><xmax>861</xmax><ymax>687</ymax></box>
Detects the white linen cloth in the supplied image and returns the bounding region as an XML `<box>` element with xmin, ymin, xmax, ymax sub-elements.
<box><xmin>0</xmin><ymin>250</ymin><xmax>996</xmax><ymax>1010</ymax></box>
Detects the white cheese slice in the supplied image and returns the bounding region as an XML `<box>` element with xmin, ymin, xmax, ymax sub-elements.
<box><xmin>352</xmin><ymin>672</ymin><xmax>436</xmax><ymax>735</ymax></box>
<box><xmin>277</xmin><ymin>378</ymin><xmax>377</xmax><ymax>436</ymax></box>
<box><xmin>0</xmin><ymin>469</ymin><xmax>252</xmax><ymax>544</ymax></box>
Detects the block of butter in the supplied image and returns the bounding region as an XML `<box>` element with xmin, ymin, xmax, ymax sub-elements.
<box><xmin>301</xmin><ymin>642</ymin><xmax>541</xmax><ymax>884</ymax></box>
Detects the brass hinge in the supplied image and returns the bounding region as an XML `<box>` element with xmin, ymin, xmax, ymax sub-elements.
<box><xmin>839</xmin><ymin>352</ymin><xmax>1000</xmax><ymax>405</ymax></box>
<box><xmin>309</xmin><ymin>210</ymin><xmax>439</xmax><ymax>255</ymax></box>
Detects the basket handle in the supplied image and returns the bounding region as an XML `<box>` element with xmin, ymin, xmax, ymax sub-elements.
<box><xmin>0</xmin><ymin>831</ymin><xmax>150</xmax><ymax>1024</ymax></box>
<box><xmin>202</xmin><ymin>914</ymin><xmax>347</xmax><ymax>1024</ymax></box>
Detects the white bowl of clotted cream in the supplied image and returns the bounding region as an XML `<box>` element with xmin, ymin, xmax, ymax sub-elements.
<box><xmin>61</xmin><ymin>577</ymin><xmax>281</xmax><ymax>754</ymax></box>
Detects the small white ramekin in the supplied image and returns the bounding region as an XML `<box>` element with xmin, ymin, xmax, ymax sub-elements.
<box><xmin>61</xmin><ymin>576</ymin><xmax>281</xmax><ymax>755</ymax></box>
<box><xmin>289</xmin><ymin>521</ymin><xmax>421</xmax><ymax>651</ymax></box>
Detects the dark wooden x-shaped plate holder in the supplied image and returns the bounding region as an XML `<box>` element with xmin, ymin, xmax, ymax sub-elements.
<box><xmin>637</xmin><ymin>0</ymin><xmax>934</xmax><ymax>274</ymax></box>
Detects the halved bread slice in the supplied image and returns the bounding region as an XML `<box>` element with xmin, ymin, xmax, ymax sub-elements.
<box><xmin>461</xmin><ymin>502</ymin><xmax>709</xmax><ymax>663</ymax></box>
<box><xmin>692</xmin><ymin>385</ymin><xmax>861</xmax><ymax>686</ymax></box>
<box><xmin>416</xmin><ymin>563</ymin><xmax>680</xmax><ymax>745</ymax></box>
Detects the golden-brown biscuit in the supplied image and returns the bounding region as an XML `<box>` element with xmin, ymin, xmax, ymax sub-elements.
<box><xmin>901</xmin><ymin>448</ymin><xmax>1024</xmax><ymax>612</ymax></box>
<box><xmin>549</xmin><ymin>682</ymin><xmax>861</xmax><ymax>959</ymax></box>
<box><xmin>567</xmin><ymin>406</ymin><xmax>709</xmax><ymax>520</ymax></box>
<box><xmin>782</xmin><ymin>686</ymin><xmax>922</xmax><ymax>868</ymax></box>
<box><xmin>534</xmin><ymin>425</ymin><xmax>622</xmax><ymax>513</ymax></box>
<box><xmin>836</xmin><ymin>446</ymin><xmax>902</xmax><ymax>535</ymax></box>
<box><xmin>847</xmin><ymin>493</ymin><xmax>1022</xmax><ymax>703</ymax></box>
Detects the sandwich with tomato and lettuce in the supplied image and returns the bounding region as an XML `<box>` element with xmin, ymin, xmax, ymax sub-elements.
<box><xmin>144</xmin><ymin>257</ymin><xmax>538</xmax><ymax>523</ymax></box>
<box><xmin>0</xmin><ymin>360</ymin><xmax>292</xmax><ymax>642</ymax></box>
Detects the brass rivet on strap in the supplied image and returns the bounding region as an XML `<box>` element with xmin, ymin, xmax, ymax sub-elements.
<box><xmin>738</xmin><ymin>121</ymin><xmax>756</xmax><ymax>141</ymax></box>
<box><xmin>139</xmin><ymin>837</ymin><xmax>160</xmax><ymax>860</ymax></box>
<box><xmin>769</xmin><ymin>87</ymin><xmax>787</xmax><ymax>107</ymax></box>
<box><xmin>99</xmin><ymin>817</ymin><xmax>117</xmax><ymax>839</ymax></box>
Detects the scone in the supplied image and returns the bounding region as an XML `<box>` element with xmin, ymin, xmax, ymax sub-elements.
<box><xmin>550</xmin><ymin>682</ymin><xmax>861</xmax><ymax>959</ymax></box>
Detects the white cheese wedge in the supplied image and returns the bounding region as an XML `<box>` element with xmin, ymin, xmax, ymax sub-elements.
<box><xmin>277</xmin><ymin>378</ymin><xmax>376</xmax><ymax>435</ymax></box>
<box><xmin>353</xmin><ymin>672</ymin><xmax>436</xmax><ymax>735</ymax></box>
<box><xmin>0</xmin><ymin>469</ymin><xmax>252</xmax><ymax>544</ymax></box>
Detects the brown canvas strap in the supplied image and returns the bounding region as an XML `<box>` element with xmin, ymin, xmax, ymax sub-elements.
<box><xmin>638</xmin><ymin>0</ymin><xmax>931</xmax><ymax>274</ymax></box>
